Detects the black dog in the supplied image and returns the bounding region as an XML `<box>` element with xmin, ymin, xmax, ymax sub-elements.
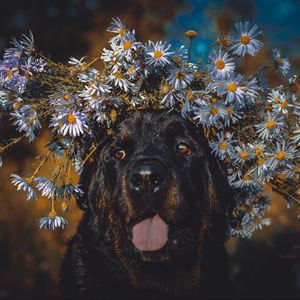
<box><xmin>60</xmin><ymin>109</ymin><xmax>233</xmax><ymax>299</ymax></box>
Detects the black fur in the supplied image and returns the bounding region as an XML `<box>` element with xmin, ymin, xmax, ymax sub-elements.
<box><xmin>60</xmin><ymin>109</ymin><xmax>234</xmax><ymax>299</ymax></box>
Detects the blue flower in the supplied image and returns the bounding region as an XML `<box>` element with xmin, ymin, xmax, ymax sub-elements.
<box><xmin>10</xmin><ymin>105</ymin><xmax>41</xmax><ymax>142</ymax></box>
<box><xmin>230</xmin><ymin>21</ymin><xmax>263</xmax><ymax>57</ymax></box>
<box><xmin>11</xmin><ymin>174</ymin><xmax>37</xmax><ymax>201</ymax></box>
<box><xmin>255</xmin><ymin>112</ymin><xmax>285</xmax><ymax>140</ymax></box>
<box><xmin>37</xmin><ymin>211</ymin><xmax>68</xmax><ymax>230</ymax></box>
<box><xmin>291</xmin><ymin>125</ymin><xmax>300</xmax><ymax>145</ymax></box>
<box><xmin>116</xmin><ymin>32</ymin><xmax>141</xmax><ymax>61</ymax></box>
<box><xmin>50</xmin><ymin>109</ymin><xmax>90</xmax><ymax>137</ymax></box>
<box><xmin>34</xmin><ymin>177</ymin><xmax>58</xmax><ymax>199</ymax></box>
<box><xmin>208</xmin><ymin>49</ymin><xmax>235</xmax><ymax>78</ymax></box>
<box><xmin>107</xmin><ymin>17</ymin><xmax>127</xmax><ymax>37</ymax></box>
<box><xmin>272</xmin><ymin>49</ymin><xmax>290</xmax><ymax>76</ymax></box>
<box><xmin>265</xmin><ymin>142</ymin><xmax>297</xmax><ymax>171</ymax></box>
<box><xmin>209</xmin><ymin>131</ymin><xmax>236</xmax><ymax>160</ymax></box>
<box><xmin>208</xmin><ymin>72</ymin><xmax>246</xmax><ymax>105</ymax></box>
<box><xmin>57</xmin><ymin>184</ymin><xmax>84</xmax><ymax>201</ymax></box>
<box><xmin>145</xmin><ymin>41</ymin><xmax>174</xmax><ymax>68</ymax></box>
<box><xmin>167</xmin><ymin>66</ymin><xmax>194</xmax><ymax>90</ymax></box>
<box><xmin>193</xmin><ymin>97</ymin><xmax>227</xmax><ymax>127</ymax></box>
<box><xmin>232</xmin><ymin>144</ymin><xmax>254</xmax><ymax>165</ymax></box>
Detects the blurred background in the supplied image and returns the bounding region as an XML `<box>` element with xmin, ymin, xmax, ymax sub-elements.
<box><xmin>0</xmin><ymin>0</ymin><xmax>300</xmax><ymax>298</ymax></box>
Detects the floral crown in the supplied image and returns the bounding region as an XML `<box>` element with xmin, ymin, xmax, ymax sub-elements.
<box><xmin>1</xmin><ymin>18</ymin><xmax>299</xmax><ymax>238</ymax></box>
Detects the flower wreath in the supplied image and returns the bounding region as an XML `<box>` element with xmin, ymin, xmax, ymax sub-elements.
<box><xmin>0</xmin><ymin>18</ymin><xmax>299</xmax><ymax>238</ymax></box>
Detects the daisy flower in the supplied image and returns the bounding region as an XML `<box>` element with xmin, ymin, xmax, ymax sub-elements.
<box><xmin>265</xmin><ymin>142</ymin><xmax>297</xmax><ymax>171</ymax></box>
<box><xmin>209</xmin><ymin>72</ymin><xmax>245</xmax><ymax>105</ymax></box>
<box><xmin>208</xmin><ymin>49</ymin><xmax>235</xmax><ymax>78</ymax></box>
<box><xmin>107</xmin><ymin>17</ymin><xmax>128</xmax><ymax>37</ymax></box>
<box><xmin>193</xmin><ymin>98</ymin><xmax>227</xmax><ymax>127</ymax></box>
<box><xmin>230</xmin><ymin>172</ymin><xmax>260</xmax><ymax>189</ymax></box>
<box><xmin>10</xmin><ymin>106</ymin><xmax>41</xmax><ymax>142</ymax></box>
<box><xmin>11</xmin><ymin>174</ymin><xmax>37</xmax><ymax>201</ymax></box>
<box><xmin>34</xmin><ymin>177</ymin><xmax>58</xmax><ymax>199</ymax></box>
<box><xmin>291</xmin><ymin>125</ymin><xmax>300</xmax><ymax>145</ymax></box>
<box><xmin>255</xmin><ymin>113</ymin><xmax>285</xmax><ymax>140</ymax></box>
<box><xmin>50</xmin><ymin>109</ymin><xmax>90</xmax><ymax>137</ymax></box>
<box><xmin>116</xmin><ymin>32</ymin><xmax>141</xmax><ymax>61</ymax></box>
<box><xmin>50</xmin><ymin>89</ymin><xmax>77</xmax><ymax>107</ymax></box>
<box><xmin>230</xmin><ymin>21</ymin><xmax>263</xmax><ymax>57</ymax></box>
<box><xmin>68</xmin><ymin>56</ymin><xmax>86</xmax><ymax>68</ymax></box>
<box><xmin>38</xmin><ymin>211</ymin><xmax>68</xmax><ymax>230</ymax></box>
<box><xmin>167</xmin><ymin>66</ymin><xmax>194</xmax><ymax>90</ymax></box>
<box><xmin>232</xmin><ymin>144</ymin><xmax>254</xmax><ymax>165</ymax></box>
<box><xmin>249</xmin><ymin>218</ymin><xmax>272</xmax><ymax>232</ymax></box>
<box><xmin>272</xmin><ymin>49</ymin><xmax>290</xmax><ymax>76</ymax></box>
<box><xmin>106</xmin><ymin>70</ymin><xmax>132</xmax><ymax>92</ymax></box>
<box><xmin>57</xmin><ymin>184</ymin><xmax>84</xmax><ymax>200</ymax></box>
<box><xmin>145</xmin><ymin>41</ymin><xmax>174</xmax><ymax>67</ymax></box>
<box><xmin>223</xmin><ymin>104</ymin><xmax>242</xmax><ymax>126</ymax></box>
<box><xmin>209</xmin><ymin>131</ymin><xmax>236</xmax><ymax>160</ymax></box>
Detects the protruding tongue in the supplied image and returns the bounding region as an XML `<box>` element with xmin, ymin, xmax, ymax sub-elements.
<box><xmin>132</xmin><ymin>214</ymin><xmax>168</xmax><ymax>252</ymax></box>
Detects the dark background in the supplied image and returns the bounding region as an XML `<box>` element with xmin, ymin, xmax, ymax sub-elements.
<box><xmin>0</xmin><ymin>0</ymin><xmax>299</xmax><ymax>298</ymax></box>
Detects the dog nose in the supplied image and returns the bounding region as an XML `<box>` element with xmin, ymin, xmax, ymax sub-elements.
<box><xmin>129</xmin><ymin>164</ymin><xmax>166</xmax><ymax>194</ymax></box>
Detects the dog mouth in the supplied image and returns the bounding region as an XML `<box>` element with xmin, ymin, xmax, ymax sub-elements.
<box><xmin>132</xmin><ymin>214</ymin><xmax>169</xmax><ymax>252</ymax></box>
<box><xmin>128</xmin><ymin>213</ymin><xmax>197</xmax><ymax>263</ymax></box>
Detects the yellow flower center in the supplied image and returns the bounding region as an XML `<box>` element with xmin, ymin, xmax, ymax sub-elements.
<box><xmin>27</xmin><ymin>118</ymin><xmax>35</xmax><ymax>125</ymax></box>
<box><xmin>295</xmin><ymin>166</ymin><xmax>300</xmax><ymax>173</ymax></box>
<box><xmin>254</xmin><ymin>147</ymin><xmax>263</xmax><ymax>156</ymax></box>
<box><xmin>13</xmin><ymin>101</ymin><xmax>22</xmax><ymax>110</ymax></box>
<box><xmin>6</xmin><ymin>70</ymin><xmax>13</xmax><ymax>79</ymax></box>
<box><xmin>63</xmin><ymin>94</ymin><xmax>71</xmax><ymax>101</ymax></box>
<box><xmin>266</xmin><ymin>119</ymin><xmax>276</xmax><ymax>129</ymax></box>
<box><xmin>210</xmin><ymin>107</ymin><xmax>219</xmax><ymax>116</ymax></box>
<box><xmin>154</xmin><ymin>50</ymin><xmax>163</xmax><ymax>59</ymax></box>
<box><xmin>187</xmin><ymin>90</ymin><xmax>194</xmax><ymax>101</ymax></box>
<box><xmin>119</xmin><ymin>28</ymin><xmax>126</xmax><ymax>36</ymax></box>
<box><xmin>123</xmin><ymin>40</ymin><xmax>132</xmax><ymax>50</ymax></box>
<box><xmin>67</xmin><ymin>114</ymin><xmax>77</xmax><ymax>124</ymax></box>
<box><xmin>211</xmin><ymin>97</ymin><xmax>218</xmax><ymax>103</ymax></box>
<box><xmin>109</xmin><ymin>109</ymin><xmax>118</xmax><ymax>122</ymax></box>
<box><xmin>243</xmin><ymin>174</ymin><xmax>251</xmax><ymax>181</ymax></box>
<box><xmin>227</xmin><ymin>82</ymin><xmax>237</xmax><ymax>92</ymax></box>
<box><xmin>257</xmin><ymin>157</ymin><xmax>265</xmax><ymax>165</ymax></box>
<box><xmin>240</xmin><ymin>151</ymin><xmax>249</xmax><ymax>159</ymax></box>
<box><xmin>280</xmin><ymin>100</ymin><xmax>287</xmax><ymax>108</ymax></box>
<box><xmin>274</xmin><ymin>97</ymin><xmax>279</xmax><ymax>104</ymax></box>
<box><xmin>128</xmin><ymin>66</ymin><xmax>135</xmax><ymax>75</ymax></box>
<box><xmin>277</xmin><ymin>58</ymin><xmax>283</xmax><ymax>65</ymax></box>
<box><xmin>176</xmin><ymin>71</ymin><xmax>186</xmax><ymax>80</ymax></box>
<box><xmin>162</xmin><ymin>83</ymin><xmax>170</xmax><ymax>93</ymax></box>
<box><xmin>218</xmin><ymin>141</ymin><xmax>228</xmax><ymax>150</ymax></box>
<box><xmin>215</xmin><ymin>59</ymin><xmax>225</xmax><ymax>70</ymax></box>
<box><xmin>276</xmin><ymin>151</ymin><xmax>286</xmax><ymax>160</ymax></box>
<box><xmin>226</xmin><ymin>106</ymin><xmax>233</xmax><ymax>115</ymax></box>
<box><xmin>114</xmin><ymin>70</ymin><xmax>123</xmax><ymax>79</ymax></box>
<box><xmin>240</xmin><ymin>35</ymin><xmax>250</xmax><ymax>45</ymax></box>
<box><xmin>88</xmin><ymin>80</ymin><xmax>94</xmax><ymax>88</ymax></box>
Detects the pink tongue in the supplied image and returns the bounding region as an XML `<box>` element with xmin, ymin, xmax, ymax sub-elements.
<box><xmin>132</xmin><ymin>214</ymin><xmax>168</xmax><ymax>252</ymax></box>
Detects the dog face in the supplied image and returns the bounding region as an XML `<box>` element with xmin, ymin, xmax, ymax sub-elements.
<box><xmin>78</xmin><ymin>109</ymin><xmax>232</xmax><ymax>292</ymax></box>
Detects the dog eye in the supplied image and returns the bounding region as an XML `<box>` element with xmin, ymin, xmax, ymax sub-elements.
<box><xmin>114</xmin><ymin>149</ymin><xmax>126</xmax><ymax>160</ymax></box>
<box><xmin>177</xmin><ymin>142</ymin><xmax>192</xmax><ymax>156</ymax></box>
